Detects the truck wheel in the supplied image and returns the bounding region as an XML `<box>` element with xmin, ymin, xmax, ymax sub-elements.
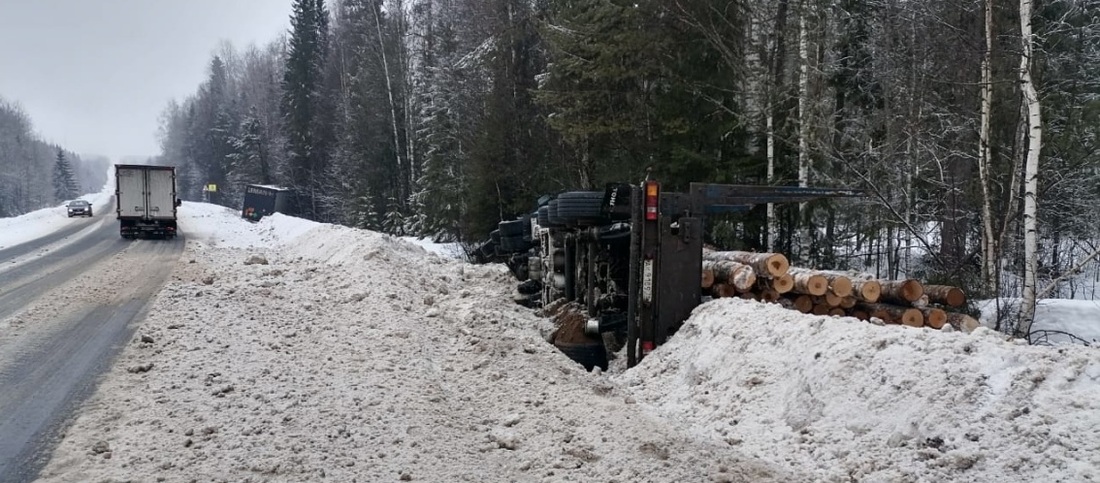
<box><xmin>545</xmin><ymin>198</ymin><xmax>563</xmax><ymax>226</ymax></box>
<box><xmin>498</xmin><ymin>219</ymin><xmax>526</xmax><ymax>237</ymax></box>
<box><xmin>537</xmin><ymin>206</ymin><xmax>551</xmax><ymax>227</ymax></box>
<box><xmin>554</xmin><ymin>191</ymin><xmax>604</xmax><ymax>224</ymax></box>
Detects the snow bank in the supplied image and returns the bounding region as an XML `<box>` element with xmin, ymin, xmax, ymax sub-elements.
<box><xmin>27</xmin><ymin>200</ymin><xmax>1100</xmax><ymax>482</ymax></box>
<box><xmin>37</xmin><ymin>206</ymin><xmax>784</xmax><ymax>482</ymax></box>
<box><xmin>619</xmin><ymin>299</ymin><xmax>1100</xmax><ymax>482</ymax></box>
<box><xmin>177</xmin><ymin>202</ymin><xmax>318</xmax><ymax>249</ymax></box>
<box><xmin>0</xmin><ymin>179</ymin><xmax>113</xmax><ymax>250</ymax></box>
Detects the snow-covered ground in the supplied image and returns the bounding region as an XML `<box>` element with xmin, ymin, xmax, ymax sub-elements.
<box><xmin>1</xmin><ymin>201</ymin><xmax>1094</xmax><ymax>482</ymax></box>
<box><xmin>0</xmin><ymin>184</ymin><xmax>114</xmax><ymax>251</ymax></box>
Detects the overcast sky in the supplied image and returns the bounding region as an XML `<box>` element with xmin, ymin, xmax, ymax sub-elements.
<box><xmin>0</xmin><ymin>0</ymin><xmax>291</xmax><ymax>161</ymax></box>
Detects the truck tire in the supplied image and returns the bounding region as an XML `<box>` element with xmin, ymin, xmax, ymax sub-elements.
<box><xmin>537</xmin><ymin>206</ymin><xmax>551</xmax><ymax>227</ymax></box>
<box><xmin>499</xmin><ymin>219</ymin><xmax>526</xmax><ymax>237</ymax></box>
<box><xmin>554</xmin><ymin>191</ymin><xmax>604</xmax><ymax>224</ymax></box>
<box><xmin>547</xmin><ymin>199</ymin><xmax>565</xmax><ymax>226</ymax></box>
<box><xmin>500</xmin><ymin>235</ymin><xmax>524</xmax><ymax>252</ymax></box>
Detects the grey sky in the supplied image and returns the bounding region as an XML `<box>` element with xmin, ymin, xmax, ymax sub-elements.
<box><xmin>0</xmin><ymin>0</ymin><xmax>291</xmax><ymax>160</ymax></box>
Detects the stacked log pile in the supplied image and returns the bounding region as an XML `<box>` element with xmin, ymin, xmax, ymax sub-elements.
<box><xmin>702</xmin><ymin>250</ymin><xmax>980</xmax><ymax>332</ymax></box>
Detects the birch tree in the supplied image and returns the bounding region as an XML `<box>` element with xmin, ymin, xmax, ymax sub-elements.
<box><xmin>978</xmin><ymin>0</ymin><xmax>997</xmax><ymax>292</ymax></box>
<box><xmin>1018</xmin><ymin>0</ymin><xmax>1042</xmax><ymax>336</ymax></box>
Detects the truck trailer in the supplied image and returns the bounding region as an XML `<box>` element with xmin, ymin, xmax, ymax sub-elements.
<box><xmin>241</xmin><ymin>184</ymin><xmax>293</xmax><ymax>222</ymax></box>
<box><xmin>115</xmin><ymin>164</ymin><xmax>179</xmax><ymax>239</ymax></box>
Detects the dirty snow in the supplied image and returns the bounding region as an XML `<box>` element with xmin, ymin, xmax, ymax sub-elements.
<box><xmin>7</xmin><ymin>201</ymin><xmax>1095</xmax><ymax>482</ymax></box>
<box><xmin>620</xmin><ymin>300</ymin><xmax>1100</xmax><ymax>482</ymax></box>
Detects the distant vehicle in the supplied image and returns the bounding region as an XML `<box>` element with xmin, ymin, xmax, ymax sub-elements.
<box><xmin>115</xmin><ymin>164</ymin><xmax>179</xmax><ymax>239</ymax></box>
<box><xmin>66</xmin><ymin>200</ymin><xmax>93</xmax><ymax>217</ymax></box>
<box><xmin>241</xmin><ymin>184</ymin><xmax>293</xmax><ymax>222</ymax></box>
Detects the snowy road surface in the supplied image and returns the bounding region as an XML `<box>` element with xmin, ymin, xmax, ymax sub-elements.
<box><xmin>0</xmin><ymin>198</ymin><xmax>183</xmax><ymax>482</ymax></box>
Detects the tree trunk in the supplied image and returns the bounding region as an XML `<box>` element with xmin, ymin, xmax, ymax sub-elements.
<box><xmin>703</xmin><ymin>251</ymin><xmax>789</xmax><ymax>277</ymax></box>
<box><xmin>771</xmin><ymin>273</ymin><xmax>795</xmax><ymax>294</ymax></box>
<box><xmin>919</xmin><ymin>307</ymin><xmax>948</xmax><ymax>329</ymax></box>
<box><xmin>701</xmin><ymin>268</ymin><xmax>715</xmax><ymax>289</ymax></box>
<box><xmin>710</xmin><ymin>283</ymin><xmax>737</xmax><ymax>298</ymax></box>
<box><xmin>782</xmin><ymin>294</ymin><xmax>814</xmax><ymax>313</ymax></box>
<box><xmin>796</xmin><ymin>0</ymin><xmax>813</xmax><ymax>259</ymax></box>
<box><xmin>787</xmin><ymin>267</ymin><xmax>828</xmax><ymax>296</ymax></box>
<box><xmin>1019</xmin><ymin>0</ymin><xmax>1042</xmax><ymax>337</ymax></box>
<box><xmin>767</xmin><ymin>0</ymin><xmax>789</xmax><ymax>253</ymax></box>
<box><xmin>821</xmin><ymin>273</ymin><xmax>852</xmax><ymax>297</ymax></box>
<box><xmin>858</xmin><ymin>303</ymin><xmax>923</xmax><ymax>327</ymax></box>
<box><xmin>880</xmin><ymin>279</ymin><xmax>924</xmax><ymax>304</ymax></box>
<box><xmin>923</xmin><ymin>285</ymin><xmax>967</xmax><ymax>307</ymax></box>
<box><xmin>702</xmin><ymin>260</ymin><xmax>757</xmax><ymax>291</ymax></box>
<box><xmin>839</xmin><ymin>296</ymin><xmax>857</xmax><ymax>309</ymax></box>
<box><xmin>851</xmin><ymin>279</ymin><xmax>882</xmax><ymax>303</ymax></box>
<box><xmin>373</xmin><ymin>3</ymin><xmax>406</xmax><ymax>209</ymax></box>
<box><xmin>813</xmin><ymin>291</ymin><xmax>842</xmax><ymax>307</ymax></box>
<box><xmin>978</xmin><ymin>0</ymin><xmax>998</xmax><ymax>292</ymax></box>
<box><xmin>760</xmin><ymin>287</ymin><xmax>781</xmax><ymax>303</ymax></box>
<box><xmin>767</xmin><ymin>112</ymin><xmax>777</xmax><ymax>252</ymax></box>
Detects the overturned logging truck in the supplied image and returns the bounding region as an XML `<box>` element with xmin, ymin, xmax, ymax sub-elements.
<box><xmin>483</xmin><ymin>180</ymin><xmax>864</xmax><ymax>368</ymax></box>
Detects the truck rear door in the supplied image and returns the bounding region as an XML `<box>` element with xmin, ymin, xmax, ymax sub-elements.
<box><xmin>116</xmin><ymin>167</ymin><xmax>147</xmax><ymax>218</ymax></box>
<box><xmin>146</xmin><ymin>169</ymin><xmax>176</xmax><ymax>220</ymax></box>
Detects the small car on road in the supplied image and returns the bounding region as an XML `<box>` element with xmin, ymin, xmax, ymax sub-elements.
<box><xmin>67</xmin><ymin>200</ymin><xmax>93</xmax><ymax>217</ymax></box>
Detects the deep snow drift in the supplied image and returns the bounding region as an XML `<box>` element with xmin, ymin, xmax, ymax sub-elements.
<box><xmin>16</xmin><ymin>201</ymin><xmax>1099</xmax><ymax>482</ymax></box>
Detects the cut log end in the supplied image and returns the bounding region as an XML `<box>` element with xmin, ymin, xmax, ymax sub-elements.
<box><xmin>772</xmin><ymin>274</ymin><xmax>794</xmax><ymax>294</ymax></box>
<box><xmin>711</xmin><ymin>283</ymin><xmax>737</xmax><ymax>298</ymax></box>
<box><xmin>759</xmin><ymin>287</ymin><xmax>780</xmax><ymax>303</ymax></box>
<box><xmin>925</xmin><ymin>285</ymin><xmax>967</xmax><ymax>307</ymax></box>
<box><xmin>922</xmin><ymin>308</ymin><xmax>948</xmax><ymax>329</ymax></box>
<box><xmin>797</xmin><ymin>274</ymin><xmax>829</xmax><ymax>296</ymax></box>
<box><xmin>900</xmin><ymin>308</ymin><xmax>924</xmax><ymax>327</ymax></box>
<box><xmin>767</xmin><ymin>254</ymin><xmax>790</xmax><ymax>277</ymax></box>
<box><xmin>855</xmin><ymin>280</ymin><xmax>882</xmax><ymax>303</ymax></box>
<box><xmin>701</xmin><ymin>269</ymin><xmax>715</xmax><ymax>289</ymax></box>
<box><xmin>880</xmin><ymin>279</ymin><xmax>924</xmax><ymax>303</ymax></box>
<box><xmin>839</xmin><ymin>296</ymin><xmax>857</xmax><ymax>309</ymax></box>
<box><xmin>781</xmin><ymin>294</ymin><xmax>813</xmax><ymax>313</ymax></box>
<box><xmin>829</xmin><ymin>276</ymin><xmax>853</xmax><ymax>298</ymax></box>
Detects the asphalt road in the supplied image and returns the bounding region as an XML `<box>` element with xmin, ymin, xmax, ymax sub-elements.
<box><xmin>0</xmin><ymin>199</ymin><xmax>183</xmax><ymax>482</ymax></box>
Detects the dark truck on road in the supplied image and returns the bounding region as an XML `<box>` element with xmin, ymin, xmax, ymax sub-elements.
<box><xmin>115</xmin><ymin>164</ymin><xmax>179</xmax><ymax>239</ymax></box>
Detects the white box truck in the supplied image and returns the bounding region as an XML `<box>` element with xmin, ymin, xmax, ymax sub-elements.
<box><xmin>115</xmin><ymin>164</ymin><xmax>179</xmax><ymax>239</ymax></box>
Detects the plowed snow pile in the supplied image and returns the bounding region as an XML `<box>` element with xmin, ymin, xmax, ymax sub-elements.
<box><xmin>619</xmin><ymin>300</ymin><xmax>1100</xmax><ymax>482</ymax></box>
<box><xmin>34</xmin><ymin>208</ymin><xmax>783</xmax><ymax>482</ymax></box>
<box><xmin>31</xmin><ymin>203</ymin><xmax>1100</xmax><ymax>482</ymax></box>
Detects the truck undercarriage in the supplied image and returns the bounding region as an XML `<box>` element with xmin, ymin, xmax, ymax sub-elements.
<box><xmin>485</xmin><ymin>180</ymin><xmax>861</xmax><ymax>368</ymax></box>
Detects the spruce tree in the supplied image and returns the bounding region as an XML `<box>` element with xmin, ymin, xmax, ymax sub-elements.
<box><xmin>281</xmin><ymin>0</ymin><xmax>331</xmax><ymax>220</ymax></box>
<box><xmin>52</xmin><ymin>148</ymin><xmax>78</xmax><ymax>202</ymax></box>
